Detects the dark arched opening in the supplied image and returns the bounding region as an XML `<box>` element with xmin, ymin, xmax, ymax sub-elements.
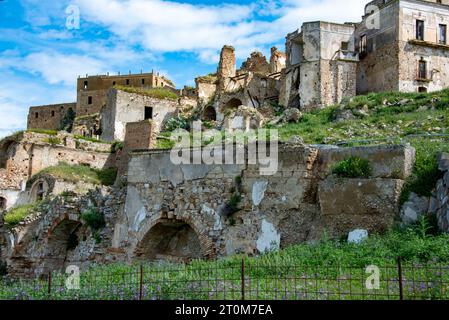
<box><xmin>224</xmin><ymin>98</ymin><xmax>243</xmax><ymax>111</ymax></box>
<box><xmin>45</xmin><ymin>220</ymin><xmax>82</xmax><ymax>271</ymax></box>
<box><xmin>136</xmin><ymin>220</ymin><xmax>202</xmax><ymax>263</ymax></box>
<box><xmin>0</xmin><ymin>197</ymin><xmax>6</xmax><ymax>211</ymax></box>
<box><xmin>202</xmin><ymin>106</ymin><xmax>217</xmax><ymax>121</ymax></box>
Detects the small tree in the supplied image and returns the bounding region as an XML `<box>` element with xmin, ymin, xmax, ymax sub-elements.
<box><xmin>59</xmin><ymin>108</ymin><xmax>76</xmax><ymax>132</ymax></box>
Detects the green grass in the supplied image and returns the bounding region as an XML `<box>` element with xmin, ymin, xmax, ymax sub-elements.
<box><xmin>27</xmin><ymin>163</ymin><xmax>117</xmax><ymax>187</ymax></box>
<box><xmin>114</xmin><ymin>85</ymin><xmax>178</xmax><ymax>101</ymax></box>
<box><xmin>1</xmin><ymin>222</ymin><xmax>449</xmax><ymax>300</ymax></box>
<box><xmin>44</xmin><ymin>137</ymin><xmax>61</xmax><ymax>145</ymax></box>
<box><xmin>3</xmin><ymin>203</ymin><xmax>41</xmax><ymax>227</ymax></box>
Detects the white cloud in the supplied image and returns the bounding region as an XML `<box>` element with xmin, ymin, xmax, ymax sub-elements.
<box><xmin>71</xmin><ymin>0</ymin><xmax>366</xmax><ymax>62</ymax></box>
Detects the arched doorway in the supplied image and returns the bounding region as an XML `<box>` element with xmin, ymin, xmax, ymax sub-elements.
<box><xmin>202</xmin><ymin>106</ymin><xmax>217</xmax><ymax>121</ymax></box>
<box><xmin>135</xmin><ymin>220</ymin><xmax>203</xmax><ymax>263</ymax></box>
<box><xmin>45</xmin><ymin>220</ymin><xmax>82</xmax><ymax>271</ymax></box>
<box><xmin>224</xmin><ymin>98</ymin><xmax>243</xmax><ymax>111</ymax></box>
<box><xmin>30</xmin><ymin>179</ymin><xmax>49</xmax><ymax>202</ymax></box>
<box><xmin>0</xmin><ymin>197</ymin><xmax>6</xmax><ymax>211</ymax></box>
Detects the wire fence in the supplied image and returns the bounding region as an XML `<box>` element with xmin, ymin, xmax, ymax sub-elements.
<box><xmin>1</xmin><ymin>258</ymin><xmax>449</xmax><ymax>300</ymax></box>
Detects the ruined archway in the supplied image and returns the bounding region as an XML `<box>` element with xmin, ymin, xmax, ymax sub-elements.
<box><xmin>202</xmin><ymin>106</ymin><xmax>217</xmax><ymax>121</ymax></box>
<box><xmin>30</xmin><ymin>179</ymin><xmax>50</xmax><ymax>202</ymax></box>
<box><xmin>44</xmin><ymin>219</ymin><xmax>82</xmax><ymax>271</ymax></box>
<box><xmin>135</xmin><ymin>219</ymin><xmax>203</xmax><ymax>263</ymax></box>
<box><xmin>224</xmin><ymin>98</ymin><xmax>243</xmax><ymax>111</ymax></box>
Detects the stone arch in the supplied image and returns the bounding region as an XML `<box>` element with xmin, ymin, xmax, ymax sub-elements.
<box><xmin>134</xmin><ymin>214</ymin><xmax>216</xmax><ymax>263</ymax></box>
<box><xmin>44</xmin><ymin>216</ymin><xmax>83</xmax><ymax>271</ymax></box>
<box><xmin>29</xmin><ymin>179</ymin><xmax>50</xmax><ymax>202</ymax></box>
<box><xmin>224</xmin><ymin>98</ymin><xmax>243</xmax><ymax>111</ymax></box>
<box><xmin>202</xmin><ymin>106</ymin><xmax>217</xmax><ymax>122</ymax></box>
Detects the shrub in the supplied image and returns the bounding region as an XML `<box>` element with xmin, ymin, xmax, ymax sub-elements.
<box><xmin>59</xmin><ymin>108</ymin><xmax>76</xmax><ymax>132</ymax></box>
<box><xmin>332</xmin><ymin>157</ymin><xmax>372</xmax><ymax>178</ymax></box>
<box><xmin>164</xmin><ymin>116</ymin><xmax>190</xmax><ymax>132</ymax></box>
<box><xmin>82</xmin><ymin>208</ymin><xmax>105</xmax><ymax>231</ymax></box>
<box><xmin>96</xmin><ymin>168</ymin><xmax>117</xmax><ymax>186</ymax></box>
<box><xmin>44</xmin><ymin>137</ymin><xmax>61</xmax><ymax>145</ymax></box>
<box><xmin>111</xmin><ymin>141</ymin><xmax>124</xmax><ymax>153</ymax></box>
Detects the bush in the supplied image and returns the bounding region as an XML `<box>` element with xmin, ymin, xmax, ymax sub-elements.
<box><xmin>44</xmin><ymin>137</ymin><xmax>61</xmax><ymax>145</ymax></box>
<box><xmin>111</xmin><ymin>141</ymin><xmax>124</xmax><ymax>153</ymax></box>
<box><xmin>96</xmin><ymin>168</ymin><xmax>117</xmax><ymax>186</ymax></box>
<box><xmin>164</xmin><ymin>116</ymin><xmax>190</xmax><ymax>132</ymax></box>
<box><xmin>59</xmin><ymin>108</ymin><xmax>76</xmax><ymax>132</ymax></box>
<box><xmin>332</xmin><ymin>157</ymin><xmax>372</xmax><ymax>178</ymax></box>
<box><xmin>82</xmin><ymin>208</ymin><xmax>105</xmax><ymax>231</ymax></box>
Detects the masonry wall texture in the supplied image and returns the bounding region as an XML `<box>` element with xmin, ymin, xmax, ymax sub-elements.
<box><xmin>27</xmin><ymin>103</ymin><xmax>77</xmax><ymax>131</ymax></box>
<box><xmin>101</xmin><ymin>89</ymin><xmax>178</xmax><ymax>142</ymax></box>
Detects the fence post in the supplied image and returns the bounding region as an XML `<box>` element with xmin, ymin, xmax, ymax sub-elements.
<box><xmin>139</xmin><ymin>265</ymin><xmax>144</xmax><ymax>301</ymax></box>
<box><xmin>47</xmin><ymin>271</ymin><xmax>52</xmax><ymax>297</ymax></box>
<box><xmin>241</xmin><ymin>258</ymin><xmax>245</xmax><ymax>301</ymax></box>
<box><xmin>397</xmin><ymin>257</ymin><xmax>404</xmax><ymax>301</ymax></box>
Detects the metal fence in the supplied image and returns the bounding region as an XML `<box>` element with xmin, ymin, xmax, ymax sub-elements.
<box><xmin>1</xmin><ymin>258</ymin><xmax>449</xmax><ymax>300</ymax></box>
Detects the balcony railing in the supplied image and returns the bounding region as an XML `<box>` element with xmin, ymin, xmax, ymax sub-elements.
<box><xmin>334</xmin><ymin>50</ymin><xmax>359</xmax><ymax>62</ymax></box>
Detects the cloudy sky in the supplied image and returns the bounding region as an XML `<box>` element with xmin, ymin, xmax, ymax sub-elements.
<box><xmin>0</xmin><ymin>0</ymin><xmax>367</xmax><ymax>138</ymax></box>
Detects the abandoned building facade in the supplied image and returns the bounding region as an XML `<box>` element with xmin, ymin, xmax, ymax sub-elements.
<box><xmin>1</xmin><ymin>0</ymin><xmax>449</xmax><ymax>276</ymax></box>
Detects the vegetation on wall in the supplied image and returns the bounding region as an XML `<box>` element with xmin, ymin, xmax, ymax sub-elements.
<box><xmin>27</xmin><ymin>162</ymin><xmax>117</xmax><ymax>187</ymax></box>
<box><xmin>114</xmin><ymin>85</ymin><xmax>178</xmax><ymax>101</ymax></box>
<box><xmin>59</xmin><ymin>108</ymin><xmax>76</xmax><ymax>132</ymax></box>
<box><xmin>332</xmin><ymin>157</ymin><xmax>372</xmax><ymax>178</ymax></box>
<box><xmin>81</xmin><ymin>207</ymin><xmax>105</xmax><ymax>244</ymax></box>
<box><xmin>3</xmin><ymin>202</ymin><xmax>41</xmax><ymax>228</ymax></box>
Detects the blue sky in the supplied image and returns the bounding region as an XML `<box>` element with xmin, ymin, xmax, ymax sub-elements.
<box><xmin>0</xmin><ymin>0</ymin><xmax>367</xmax><ymax>138</ymax></box>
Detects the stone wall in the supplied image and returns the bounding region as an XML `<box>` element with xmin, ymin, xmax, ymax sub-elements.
<box><xmin>27</xmin><ymin>103</ymin><xmax>77</xmax><ymax>131</ymax></box>
<box><xmin>436</xmin><ymin>153</ymin><xmax>449</xmax><ymax>232</ymax></box>
<box><xmin>101</xmin><ymin>89</ymin><xmax>178</xmax><ymax>142</ymax></box>
<box><xmin>113</xmin><ymin>143</ymin><xmax>414</xmax><ymax>261</ymax></box>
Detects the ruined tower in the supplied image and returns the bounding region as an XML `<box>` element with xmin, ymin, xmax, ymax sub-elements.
<box><xmin>270</xmin><ymin>47</ymin><xmax>287</xmax><ymax>74</ymax></box>
<box><xmin>217</xmin><ymin>45</ymin><xmax>236</xmax><ymax>91</ymax></box>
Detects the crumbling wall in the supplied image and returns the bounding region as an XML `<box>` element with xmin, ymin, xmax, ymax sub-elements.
<box><xmin>101</xmin><ymin>89</ymin><xmax>178</xmax><ymax>142</ymax></box>
<box><xmin>27</xmin><ymin>103</ymin><xmax>77</xmax><ymax>131</ymax></box>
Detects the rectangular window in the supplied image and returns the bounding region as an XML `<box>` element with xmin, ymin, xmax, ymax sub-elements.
<box><xmin>416</xmin><ymin>20</ymin><xmax>424</xmax><ymax>41</ymax></box>
<box><xmin>84</xmin><ymin>81</ymin><xmax>88</xmax><ymax>90</ymax></box>
<box><xmin>126</xmin><ymin>79</ymin><xmax>130</xmax><ymax>85</ymax></box>
<box><xmin>439</xmin><ymin>24</ymin><xmax>447</xmax><ymax>44</ymax></box>
<box><xmin>51</xmin><ymin>111</ymin><xmax>55</xmax><ymax>117</ymax></box>
<box><xmin>142</xmin><ymin>78</ymin><xmax>145</xmax><ymax>85</ymax></box>
<box><xmin>418</xmin><ymin>86</ymin><xmax>428</xmax><ymax>93</ymax></box>
<box><xmin>418</xmin><ymin>59</ymin><xmax>427</xmax><ymax>79</ymax></box>
<box><xmin>35</xmin><ymin>112</ymin><xmax>39</xmax><ymax>119</ymax></box>
<box><xmin>144</xmin><ymin>106</ymin><xmax>153</xmax><ymax>120</ymax></box>
<box><xmin>341</xmin><ymin>41</ymin><xmax>349</xmax><ymax>51</ymax></box>
<box><xmin>88</xmin><ymin>96</ymin><xmax>93</xmax><ymax>105</ymax></box>
<box><xmin>359</xmin><ymin>35</ymin><xmax>367</xmax><ymax>54</ymax></box>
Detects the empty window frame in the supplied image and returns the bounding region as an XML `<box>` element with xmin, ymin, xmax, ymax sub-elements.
<box><xmin>144</xmin><ymin>106</ymin><xmax>153</xmax><ymax>120</ymax></box>
<box><xmin>439</xmin><ymin>24</ymin><xmax>447</xmax><ymax>44</ymax></box>
<box><xmin>416</xmin><ymin>20</ymin><xmax>425</xmax><ymax>41</ymax></box>
<box><xmin>418</xmin><ymin>58</ymin><xmax>427</xmax><ymax>79</ymax></box>
<box><xmin>359</xmin><ymin>35</ymin><xmax>367</xmax><ymax>54</ymax></box>
<box><xmin>83</xmin><ymin>81</ymin><xmax>88</xmax><ymax>90</ymax></box>
<box><xmin>88</xmin><ymin>96</ymin><xmax>93</xmax><ymax>105</ymax></box>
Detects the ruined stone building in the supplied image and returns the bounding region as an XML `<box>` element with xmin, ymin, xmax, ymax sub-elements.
<box><xmin>3</xmin><ymin>0</ymin><xmax>449</xmax><ymax>276</ymax></box>
<box><xmin>27</xmin><ymin>72</ymin><xmax>178</xmax><ymax>140</ymax></box>
<box><xmin>281</xmin><ymin>0</ymin><xmax>449</xmax><ymax>110</ymax></box>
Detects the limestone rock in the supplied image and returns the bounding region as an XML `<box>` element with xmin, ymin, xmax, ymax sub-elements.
<box><xmin>334</xmin><ymin>109</ymin><xmax>356</xmax><ymax>122</ymax></box>
<box><xmin>282</xmin><ymin>108</ymin><xmax>302</xmax><ymax>123</ymax></box>
<box><xmin>348</xmin><ymin>229</ymin><xmax>368</xmax><ymax>244</ymax></box>
<box><xmin>438</xmin><ymin>153</ymin><xmax>449</xmax><ymax>172</ymax></box>
<box><xmin>400</xmin><ymin>192</ymin><xmax>429</xmax><ymax>225</ymax></box>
